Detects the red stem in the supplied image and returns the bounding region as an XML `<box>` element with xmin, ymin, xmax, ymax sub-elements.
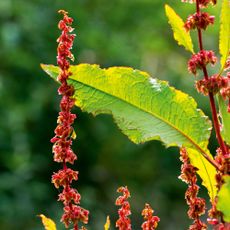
<box><xmin>196</xmin><ymin>0</ymin><xmax>227</xmax><ymax>157</ymax></box>
<box><xmin>63</xmin><ymin>159</ymin><xmax>67</xmax><ymax>170</ymax></box>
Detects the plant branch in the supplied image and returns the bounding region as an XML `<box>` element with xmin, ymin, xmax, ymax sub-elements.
<box><xmin>195</xmin><ymin>145</ymin><xmax>223</xmax><ymax>171</ymax></box>
<box><xmin>196</xmin><ymin>0</ymin><xmax>227</xmax><ymax>157</ymax></box>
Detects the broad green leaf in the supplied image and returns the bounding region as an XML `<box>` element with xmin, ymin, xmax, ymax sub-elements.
<box><xmin>104</xmin><ymin>216</ymin><xmax>110</xmax><ymax>230</ymax></box>
<box><xmin>41</xmin><ymin>63</ymin><xmax>216</xmax><ymax>200</ymax></box>
<box><xmin>217</xmin><ymin>94</ymin><xmax>230</xmax><ymax>145</ymax></box>
<box><xmin>39</xmin><ymin>214</ymin><xmax>56</xmax><ymax>230</ymax></box>
<box><xmin>219</xmin><ymin>0</ymin><xmax>230</xmax><ymax>69</ymax></box>
<box><xmin>217</xmin><ymin>175</ymin><xmax>230</xmax><ymax>222</ymax></box>
<box><xmin>165</xmin><ymin>4</ymin><xmax>194</xmax><ymax>53</ymax></box>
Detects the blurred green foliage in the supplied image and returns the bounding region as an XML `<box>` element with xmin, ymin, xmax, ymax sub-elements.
<box><xmin>0</xmin><ymin>0</ymin><xmax>221</xmax><ymax>229</ymax></box>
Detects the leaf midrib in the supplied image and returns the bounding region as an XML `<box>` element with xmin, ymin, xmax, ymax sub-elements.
<box><xmin>70</xmin><ymin>77</ymin><xmax>214</xmax><ymax>199</ymax></box>
<box><xmin>42</xmin><ymin>64</ymin><xmax>214</xmax><ymax>200</ymax></box>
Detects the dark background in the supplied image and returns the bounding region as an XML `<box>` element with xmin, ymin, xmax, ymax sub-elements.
<box><xmin>0</xmin><ymin>0</ymin><xmax>221</xmax><ymax>229</ymax></box>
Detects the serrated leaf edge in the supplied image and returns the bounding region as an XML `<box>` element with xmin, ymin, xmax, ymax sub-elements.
<box><xmin>165</xmin><ymin>4</ymin><xmax>194</xmax><ymax>53</ymax></box>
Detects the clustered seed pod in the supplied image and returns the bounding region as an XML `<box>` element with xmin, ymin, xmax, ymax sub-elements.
<box><xmin>195</xmin><ymin>75</ymin><xmax>229</xmax><ymax>96</ymax></box>
<box><xmin>188</xmin><ymin>50</ymin><xmax>217</xmax><ymax>75</ymax></box>
<box><xmin>51</xmin><ymin>10</ymin><xmax>89</xmax><ymax>230</ymax></box>
<box><xmin>184</xmin><ymin>0</ymin><xmax>230</xmax><ymax>114</ymax></box>
<box><xmin>179</xmin><ymin>148</ymin><xmax>207</xmax><ymax>230</ymax></box>
<box><xmin>115</xmin><ymin>186</ymin><xmax>132</xmax><ymax>230</ymax></box>
<box><xmin>141</xmin><ymin>203</ymin><xmax>160</xmax><ymax>230</ymax></box>
<box><xmin>181</xmin><ymin>0</ymin><xmax>230</xmax><ymax>229</ymax></box>
<box><xmin>181</xmin><ymin>0</ymin><xmax>216</xmax><ymax>7</ymax></box>
<box><xmin>184</xmin><ymin>12</ymin><xmax>214</xmax><ymax>31</ymax></box>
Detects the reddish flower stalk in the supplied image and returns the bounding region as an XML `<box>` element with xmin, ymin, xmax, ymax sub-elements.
<box><xmin>188</xmin><ymin>50</ymin><xmax>217</xmax><ymax>75</ymax></box>
<box><xmin>141</xmin><ymin>203</ymin><xmax>160</xmax><ymax>230</ymax></box>
<box><xmin>195</xmin><ymin>75</ymin><xmax>229</xmax><ymax>96</ymax></box>
<box><xmin>184</xmin><ymin>12</ymin><xmax>214</xmax><ymax>31</ymax></box>
<box><xmin>183</xmin><ymin>0</ymin><xmax>229</xmax><ymax>173</ymax></box>
<box><xmin>184</xmin><ymin>0</ymin><xmax>230</xmax><ymax>158</ymax></box>
<box><xmin>183</xmin><ymin>0</ymin><xmax>230</xmax><ymax>228</ymax></box>
<box><xmin>182</xmin><ymin>0</ymin><xmax>216</xmax><ymax>7</ymax></box>
<box><xmin>179</xmin><ymin>148</ymin><xmax>207</xmax><ymax>230</ymax></box>
<box><xmin>51</xmin><ymin>10</ymin><xmax>89</xmax><ymax>229</ymax></box>
<box><xmin>185</xmin><ymin>0</ymin><xmax>228</xmax><ymax>156</ymax></box>
<box><xmin>115</xmin><ymin>186</ymin><xmax>132</xmax><ymax>230</ymax></box>
<box><xmin>197</xmin><ymin>0</ymin><xmax>228</xmax><ymax>156</ymax></box>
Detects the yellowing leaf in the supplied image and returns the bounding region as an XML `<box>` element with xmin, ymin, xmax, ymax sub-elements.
<box><xmin>165</xmin><ymin>4</ymin><xmax>194</xmax><ymax>53</ymax></box>
<box><xmin>219</xmin><ymin>0</ymin><xmax>230</xmax><ymax>69</ymax></box>
<box><xmin>104</xmin><ymin>216</ymin><xmax>110</xmax><ymax>230</ymax></box>
<box><xmin>217</xmin><ymin>175</ymin><xmax>230</xmax><ymax>222</ymax></box>
<box><xmin>187</xmin><ymin>148</ymin><xmax>217</xmax><ymax>200</ymax></box>
<box><xmin>39</xmin><ymin>214</ymin><xmax>57</xmax><ymax>230</ymax></box>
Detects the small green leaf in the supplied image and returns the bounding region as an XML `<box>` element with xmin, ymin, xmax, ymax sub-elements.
<box><xmin>41</xmin><ymin>63</ymin><xmax>217</xmax><ymax>200</ymax></box>
<box><xmin>217</xmin><ymin>175</ymin><xmax>230</xmax><ymax>222</ymax></box>
<box><xmin>165</xmin><ymin>4</ymin><xmax>194</xmax><ymax>53</ymax></box>
<box><xmin>39</xmin><ymin>214</ymin><xmax>57</xmax><ymax>230</ymax></box>
<box><xmin>217</xmin><ymin>94</ymin><xmax>230</xmax><ymax>145</ymax></box>
<box><xmin>219</xmin><ymin>0</ymin><xmax>230</xmax><ymax>69</ymax></box>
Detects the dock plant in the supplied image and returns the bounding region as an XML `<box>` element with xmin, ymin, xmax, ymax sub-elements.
<box><xmin>41</xmin><ymin>0</ymin><xmax>230</xmax><ymax>229</ymax></box>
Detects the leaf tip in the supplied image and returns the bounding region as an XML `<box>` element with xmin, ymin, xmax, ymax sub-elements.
<box><xmin>164</xmin><ymin>4</ymin><xmax>169</xmax><ymax>10</ymax></box>
<box><xmin>164</xmin><ymin>4</ymin><xmax>171</xmax><ymax>16</ymax></box>
<box><xmin>38</xmin><ymin>214</ymin><xmax>57</xmax><ymax>230</ymax></box>
<box><xmin>104</xmin><ymin>216</ymin><xmax>110</xmax><ymax>230</ymax></box>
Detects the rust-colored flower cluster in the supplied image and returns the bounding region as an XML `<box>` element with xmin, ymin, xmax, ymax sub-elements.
<box><xmin>115</xmin><ymin>186</ymin><xmax>132</xmax><ymax>230</ymax></box>
<box><xmin>115</xmin><ymin>187</ymin><xmax>160</xmax><ymax>230</ymax></box>
<box><xmin>51</xmin><ymin>10</ymin><xmax>89</xmax><ymax>229</ymax></box>
<box><xmin>183</xmin><ymin>0</ymin><xmax>230</xmax><ymax>115</ymax></box>
<box><xmin>141</xmin><ymin>203</ymin><xmax>160</xmax><ymax>230</ymax></box>
<box><xmin>220</xmin><ymin>73</ymin><xmax>230</xmax><ymax>113</ymax></box>
<box><xmin>188</xmin><ymin>50</ymin><xmax>217</xmax><ymax>75</ymax></box>
<box><xmin>179</xmin><ymin>148</ymin><xmax>207</xmax><ymax>230</ymax></box>
<box><xmin>181</xmin><ymin>0</ymin><xmax>230</xmax><ymax>228</ymax></box>
<box><xmin>184</xmin><ymin>0</ymin><xmax>230</xmax><ymax>114</ymax></box>
<box><xmin>181</xmin><ymin>0</ymin><xmax>216</xmax><ymax>7</ymax></box>
<box><xmin>184</xmin><ymin>12</ymin><xmax>214</xmax><ymax>31</ymax></box>
<box><xmin>195</xmin><ymin>75</ymin><xmax>229</xmax><ymax>96</ymax></box>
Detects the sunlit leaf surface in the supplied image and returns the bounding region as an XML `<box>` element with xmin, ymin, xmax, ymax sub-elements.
<box><xmin>165</xmin><ymin>4</ymin><xmax>194</xmax><ymax>53</ymax></box>
<box><xmin>42</xmin><ymin>63</ymin><xmax>217</xmax><ymax>200</ymax></box>
<box><xmin>39</xmin><ymin>214</ymin><xmax>56</xmax><ymax>230</ymax></box>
